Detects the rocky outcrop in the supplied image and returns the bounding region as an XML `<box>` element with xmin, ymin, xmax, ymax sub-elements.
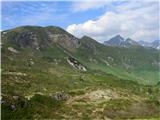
<box><xmin>3</xmin><ymin>26</ymin><xmax>81</xmax><ymax>52</ymax></box>
<box><xmin>53</xmin><ymin>92</ymin><xmax>70</xmax><ymax>101</ymax></box>
<box><xmin>1</xmin><ymin>95</ymin><xmax>30</xmax><ymax>111</ymax></box>
<box><xmin>8</xmin><ymin>47</ymin><xmax>19</xmax><ymax>53</ymax></box>
<box><xmin>67</xmin><ymin>57</ymin><xmax>87</xmax><ymax>71</ymax></box>
<box><xmin>47</xmin><ymin>33</ymin><xmax>80</xmax><ymax>52</ymax></box>
<box><xmin>15</xmin><ymin>31</ymin><xmax>40</xmax><ymax>49</ymax></box>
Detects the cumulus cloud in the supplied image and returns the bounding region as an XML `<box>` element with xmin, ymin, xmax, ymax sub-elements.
<box><xmin>67</xmin><ymin>0</ymin><xmax>159</xmax><ymax>42</ymax></box>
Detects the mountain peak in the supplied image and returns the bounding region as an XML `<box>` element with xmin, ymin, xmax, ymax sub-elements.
<box><xmin>80</xmin><ymin>36</ymin><xmax>99</xmax><ymax>45</ymax></box>
<box><xmin>113</xmin><ymin>35</ymin><xmax>124</xmax><ymax>41</ymax></box>
<box><xmin>81</xmin><ymin>35</ymin><xmax>95</xmax><ymax>40</ymax></box>
<box><xmin>138</xmin><ymin>40</ymin><xmax>160</xmax><ymax>49</ymax></box>
<box><xmin>151</xmin><ymin>40</ymin><xmax>160</xmax><ymax>49</ymax></box>
<box><xmin>125</xmin><ymin>38</ymin><xmax>140</xmax><ymax>46</ymax></box>
<box><xmin>125</xmin><ymin>38</ymin><xmax>132</xmax><ymax>41</ymax></box>
<box><xmin>104</xmin><ymin>35</ymin><xmax>141</xmax><ymax>47</ymax></box>
<box><xmin>45</xmin><ymin>26</ymin><xmax>69</xmax><ymax>34</ymax></box>
<box><xmin>2</xmin><ymin>25</ymin><xmax>80</xmax><ymax>51</ymax></box>
<box><xmin>104</xmin><ymin>34</ymin><xmax>125</xmax><ymax>46</ymax></box>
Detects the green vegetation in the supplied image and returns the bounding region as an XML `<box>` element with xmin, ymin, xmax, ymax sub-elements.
<box><xmin>1</xmin><ymin>26</ymin><xmax>160</xmax><ymax>119</ymax></box>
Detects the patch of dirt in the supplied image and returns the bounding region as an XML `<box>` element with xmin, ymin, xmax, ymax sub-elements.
<box><xmin>66</xmin><ymin>89</ymin><xmax>120</xmax><ymax>104</ymax></box>
<box><xmin>85</xmin><ymin>89</ymin><xmax>119</xmax><ymax>101</ymax></box>
<box><xmin>66</xmin><ymin>88</ymin><xmax>144</xmax><ymax>105</ymax></box>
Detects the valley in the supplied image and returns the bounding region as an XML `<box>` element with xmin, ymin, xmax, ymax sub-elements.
<box><xmin>1</xmin><ymin>26</ymin><xmax>160</xmax><ymax>120</ymax></box>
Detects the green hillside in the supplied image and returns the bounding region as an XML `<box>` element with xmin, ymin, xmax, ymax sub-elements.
<box><xmin>75</xmin><ymin>36</ymin><xmax>159</xmax><ymax>85</ymax></box>
<box><xmin>1</xmin><ymin>26</ymin><xmax>160</xmax><ymax>119</ymax></box>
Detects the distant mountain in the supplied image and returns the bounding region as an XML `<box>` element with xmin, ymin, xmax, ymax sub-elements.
<box><xmin>125</xmin><ymin>38</ymin><xmax>139</xmax><ymax>46</ymax></box>
<box><xmin>138</xmin><ymin>40</ymin><xmax>160</xmax><ymax>49</ymax></box>
<box><xmin>138</xmin><ymin>40</ymin><xmax>151</xmax><ymax>47</ymax></box>
<box><xmin>2</xmin><ymin>25</ymin><xmax>160</xmax><ymax>119</ymax></box>
<box><xmin>1</xmin><ymin>26</ymin><xmax>159</xmax><ymax>85</ymax></box>
<box><xmin>2</xmin><ymin>25</ymin><xmax>80</xmax><ymax>52</ymax></box>
<box><xmin>104</xmin><ymin>35</ymin><xmax>140</xmax><ymax>47</ymax></box>
<box><xmin>151</xmin><ymin>40</ymin><xmax>160</xmax><ymax>49</ymax></box>
<box><xmin>104</xmin><ymin>35</ymin><xmax>125</xmax><ymax>47</ymax></box>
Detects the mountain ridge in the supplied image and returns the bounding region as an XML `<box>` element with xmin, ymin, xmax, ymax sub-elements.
<box><xmin>104</xmin><ymin>35</ymin><xmax>141</xmax><ymax>48</ymax></box>
<box><xmin>1</xmin><ymin>25</ymin><xmax>160</xmax><ymax>85</ymax></box>
<box><xmin>2</xmin><ymin>25</ymin><xmax>160</xmax><ymax>119</ymax></box>
<box><xmin>103</xmin><ymin>35</ymin><xmax>160</xmax><ymax>50</ymax></box>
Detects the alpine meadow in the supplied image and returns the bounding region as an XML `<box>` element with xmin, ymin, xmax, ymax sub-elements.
<box><xmin>1</xmin><ymin>0</ymin><xmax>160</xmax><ymax>120</ymax></box>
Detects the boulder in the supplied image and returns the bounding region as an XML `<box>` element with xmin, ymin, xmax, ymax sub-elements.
<box><xmin>53</xmin><ymin>92</ymin><xmax>70</xmax><ymax>101</ymax></box>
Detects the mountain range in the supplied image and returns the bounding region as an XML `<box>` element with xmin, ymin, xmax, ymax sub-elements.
<box><xmin>2</xmin><ymin>25</ymin><xmax>159</xmax><ymax>84</ymax></box>
<box><xmin>104</xmin><ymin>35</ymin><xmax>160</xmax><ymax>49</ymax></box>
<box><xmin>1</xmin><ymin>25</ymin><xmax>160</xmax><ymax>119</ymax></box>
<box><xmin>139</xmin><ymin>40</ymin><xmax>160</xmax><ymax>49</ymax></box>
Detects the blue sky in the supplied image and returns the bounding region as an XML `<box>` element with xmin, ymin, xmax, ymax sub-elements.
<box><xmin>2</xmin><ymin>1</ymin><xmax>106</xmax><ymax>30</ymax></box>
<box><xmin>1</xmin><ymin>0</ymin><xmax>159</xmax><ymax>42</ymax></box>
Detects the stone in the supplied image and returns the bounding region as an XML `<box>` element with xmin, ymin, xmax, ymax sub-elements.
<box><xmin>11</xmin><ymin>104</ymin><xmax>16</xmax><ymax>110</ymax></box>
<box><xmin>67</xmin><ymin>57</ymin><xmax>87</xmax><ymax>71</ymax></box>
<box><xmin>8</xmin><ymin>47</ymin><xmax>19</xmax><ymax>53</ymax></box>
<box><xmin>13</xmin><ymin>96</ymin><xmax>19</xmax><ymax>100</ymax></box>
<box><xmin>53</xmin><ymin>92</ymin><xmax>70</xmax><ymax>101</ymax></box>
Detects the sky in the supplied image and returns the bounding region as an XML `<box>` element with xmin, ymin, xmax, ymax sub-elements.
<box><xmin>1</xmin><ymin>0</ymin><xmax>159</xmax><ymax>42</ymax></box>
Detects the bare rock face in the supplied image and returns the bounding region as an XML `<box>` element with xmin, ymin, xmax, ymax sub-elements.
<box><xmin>67</xmin><ymin>57</ymin><xmax>87</xmax><ymax>71</ymax></box>
<box><xmin>45</xmin><ymin>26</ymin><xmax>80</xmax><ymax>52</ymax></box>
<box><xmin>15</xmin><ymin>32</ymin><xmax>40</xmax><ymax>49</ymax></box>
<box><xmin>3</xmin><ymin>26</ymin><xmax>81</xmax><ymax>52</ymax></box>
<box><xmin>47</xmin><ymin>32</ymin><xmax>80</xmax><ymax>52</ymax></box>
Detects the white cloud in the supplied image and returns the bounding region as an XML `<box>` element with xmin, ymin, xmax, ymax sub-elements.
<box><xmin>71</xmin><ymin>0</ymin><xmax>112</xmax><ymax>12</ymax></box>
<box><xmin>67</xmin><ymin>0</ymin><xmax>159</xmax><ymax>42</ymax></box>
<box><xmin>71</xmin><ymin>0</ymin><xmax>159</xmax><ymax>12</ymax></box>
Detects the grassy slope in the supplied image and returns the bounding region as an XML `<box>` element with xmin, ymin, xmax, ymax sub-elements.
<box><xmin>1</xmin><ymin>27</ymin><xmax>160</xmax><ymax>119</ymax></box>
<box><xmin>2</xmin><ymin>44</ymin><xmax>160</xmax><ymax>119</ymax></box>
<box><xmin>2</xmin><ymin>27</ymin><xmax>159</xmax><ymax>85</ymax></box>
<box><xmin>75</xmin><ymin>36</ymin><xmax>160</xmax><ymax>85</ymax></box>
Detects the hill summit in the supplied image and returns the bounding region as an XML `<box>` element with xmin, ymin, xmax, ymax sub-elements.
<box><xmin>1</xmin><ymin>25</ymin><xmax>160</xmax><ymax>119</ymax></box>
<box><xmin>104</xmin><ymin>35</ymin><xmax>140</xmax><ymax>47</ymax></box>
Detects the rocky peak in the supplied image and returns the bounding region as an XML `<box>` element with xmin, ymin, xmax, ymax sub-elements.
<box><xmin>151</xmin><ymin>40</ymin><xmax>160</xmax><ymax>49</ymax></box>
<box><xmin>2</xmin><ymin>25</ymin><xmax>80</xmax><ymax>51</ymax></box>
<box><xmin>81</xmin><ymin>35</ymin><xmax>93</xmax><ymax>40</ymax></box>
<box><xmin>125</xmin><ymin>38</ymin><xmax>139</xmax><ymax>46</ymax></box>
<box><xmin>114</xmin><ymin>35</ymin><xmax>124</xmax><ymax>41</ymax></box>
<box><xmin>45</xmin><ymin>26</ymin><xmax>80</xmax><ymax>52</ymax></box>
<box><xmin>104</xmin><ymin>35</ymin><xmax>125</xmax><ymax>46</ymax></box>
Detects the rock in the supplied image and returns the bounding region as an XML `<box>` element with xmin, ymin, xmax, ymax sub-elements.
<box><xmin>13</xmin><ymin>96</ymin><xmax>19</xmax><ymax>100</ymax></box>
<box><xmin>8</xmin><ymin>47</ymin><xmax>19</xmax><ymax>53</ymax></box>
<box><xmin>67</xmin><ymin>57</ymin><xmax>87</xmax><ymax>71</ymax></box>
<box><xmin>16</xmin><ymin>31</ymin><xmax>39</xmax><ymax>49</ymax></box>
<box><xmin>1</xmin><ymin>100</ymin><xmax>5</xmax><ymax>104</ymax></box>
<box><xmin>47</xmin><ymin>33</ymin><xmax>80</xmax><ymax>51</ymax></box>
<box><xmin>11</xmin><ymin>104</ymin><xmax>16</xmax><ymax>110</ymax></box>
<box><xmin>107</xmin><ymin>56</ymin><xmax>114</xmax><ymax>61</ymax></box>
<box><xmin>53</xmin><ymin>92</ymin><xmax>70</xmax><ymax>101</ymax></box>
<box><xmin>28</xmin><ymin>59</ymin><xmax>34</xmax><ymax>66</ymax></box>
<box><xmin>79</xmin><ymin>77</ymin><xmax>85</xmax><ymax>82</ymax></box>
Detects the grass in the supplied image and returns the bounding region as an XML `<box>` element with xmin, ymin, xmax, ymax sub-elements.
<box><xmin>1</xmin><ymin>26</ymin><xmax>160</xmax><ymax>119</ymax></box>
